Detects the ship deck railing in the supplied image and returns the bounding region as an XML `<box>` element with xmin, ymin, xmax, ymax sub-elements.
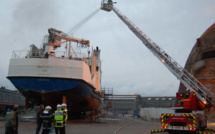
<box><xmin>11</xmin><ymin>50</ymin><xmax>88</xmax><ymax>61</ymax></box>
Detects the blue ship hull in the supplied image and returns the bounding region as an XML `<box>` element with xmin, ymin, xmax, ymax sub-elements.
<box><xmin>7</xmin><ymin>77</ymin><xmax>101</xmax><ymax>113</ymax></box>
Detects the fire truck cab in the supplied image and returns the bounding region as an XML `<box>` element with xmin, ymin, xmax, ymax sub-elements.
<box><xmin>160</xmin><ymin>91</ymin><xmax>209</xmax><ymax>133</ymax></box>
<box><xmin>161</xmin><ymin>112</ymin><xmax>207</xmax><ymax>133</ymax></box>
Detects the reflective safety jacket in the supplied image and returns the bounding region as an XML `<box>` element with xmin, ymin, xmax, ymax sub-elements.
<box><xmin>62</xmin><ymin>109</ymin><xmax>68</xmax><ymax>126</ymax></box>
<box><xmin>54</xmin><ymin>110</ymin><xmax>64</xmax><ymax>127</ymax></box>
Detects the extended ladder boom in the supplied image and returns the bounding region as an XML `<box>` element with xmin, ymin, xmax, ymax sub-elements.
<box><xmin>101</xmin><ymin>1</ymin><xmax>215</xmax><ymax>107</ymax></box>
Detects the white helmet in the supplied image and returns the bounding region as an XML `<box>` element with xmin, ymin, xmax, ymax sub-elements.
<box><xmin>45</xmin><ymin>106</ymin><xmax>52</xmax><ymax>110</ymax></box>
<box><xmin>62</xmin><ymin>103</ymin><xmax>67</xmax><ymax>108</ymax></box>
<box><xmin>57</xmin><ymin>104</ymin><xmax>62</xmax><ymax>108</ymax></box>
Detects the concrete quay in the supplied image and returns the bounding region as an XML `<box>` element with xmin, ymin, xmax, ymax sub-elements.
<box><xmin>0</xmin><ymin>117</ymin><xmax>161</xmax><ymax>134</ymax></box>
<box><xmin>1</xmin><ymin>117</ymin><xmax>215</xmax><ymax>134</ymax></box>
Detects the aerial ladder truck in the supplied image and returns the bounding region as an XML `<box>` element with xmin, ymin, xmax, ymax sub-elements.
<box><xmin>100</xmin><ymin>1</ymin><xmax>215</xmax><ymax>133</ymax></box>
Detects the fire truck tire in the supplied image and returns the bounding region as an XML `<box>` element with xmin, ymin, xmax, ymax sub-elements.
<box><xmin>168</xmin><ymin>132</ymin><xmax>177</xmax><ymax>134</ymax></box>
<box><xmin>201</xmin><ymin>126</ymin><xmax>206</xmax><ymax>131</ymax></box>
<box><xmin>167</xmin><ymin>130</ymin><xmax>175</xmax><ymax>134</ymax></box>
<box><xmin>199</xmin><ymin>121</ymin><xmax>207</xmax><ymax>131</ymax></box>
<box><xmin>201</xmin><ymin>121</ymin><xmax>207</xmax><ymax>130</ymax></box>
<box><xmin>168</xmin><ymin>131</ymin><xmax>195</xmax><ymax>134</ymax></box>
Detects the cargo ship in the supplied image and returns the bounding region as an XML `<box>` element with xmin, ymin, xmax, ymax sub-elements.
<box><xmin>7</xmin><ymin>28</ymin><xmax>101</xmax><ymax>115</ymax></box>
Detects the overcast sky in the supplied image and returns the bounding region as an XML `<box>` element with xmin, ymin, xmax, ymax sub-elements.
<box><xmin>0</xmin><ymin>0</ymin><xmax>215</xmax><ymax>97</ymax></box>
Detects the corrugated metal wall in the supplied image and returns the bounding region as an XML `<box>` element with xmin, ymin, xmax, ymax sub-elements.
<box><xmin>0</xmin><ymin>87</ymin><xmax>25</xmax><ymax>106</ymax></box>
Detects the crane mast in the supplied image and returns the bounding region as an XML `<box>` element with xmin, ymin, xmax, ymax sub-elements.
<box><xmin>48</xmin><ymin>28</ymin><xmax>90</xmax><ymax>47</ymax></box>
<box><xmin>46</xmin><ymin>28</ymin><xmax>90</xmax><ymax>58</ymax></box>
<box><xmin>101</xmin><ymin>1</ymin><xmax>215</xmax><ymax>108</ymax></box>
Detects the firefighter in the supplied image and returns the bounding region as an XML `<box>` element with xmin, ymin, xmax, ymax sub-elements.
<box><xmin>108</xmin><ymin>0</ymin><xmax>113</xmax><ymax>8</ymax></box>
<box><xmin>5</xmin><ymin>108</ymin><xmax>11</xmax><ymax>133</ymax></box>
<box><xmin>179</xmin><ymin>93</ymin><xmax>184</xmax><ymax>106</ymax></box>
<box><xmin>14</xmin><ymin>105</ymin><xmax>19</xmax><ymax>134</ymax></box>
<box><xmin>108</xmin><ymin>0</ymin><xmax>113</xmax><ymax>4</ymax></box>
<box><xmin>5</xmin><ymin>105</ymin><xmax>19</xmax><ymax>134</ymax></box>
<box><xmin>36</xmin><ymin>104</ymin><xmax>44</xmax><ymax>134</ymax></box>
<box><xmin>54</xmin><ymin>104</ymin><xmax>66</xmax><ymax>134</ymax></box>
<box><xmin>61</xmin><ymin>104</ymin><xmax>68</xmax><ymax>134</ymax></box>
<box><xmin>180</xmin><ymin>99</ymin><xmax>183</xmax><ymax>106</ymax></box>
<box><xmin>40</xmin><ymin>106</ymin><xmax>53</xmax><ymax>134</ymax></box>
<box><xmin>185</xmin><ymin>89</ymin><xmax>191</xmax><ymax>99</ymax></box>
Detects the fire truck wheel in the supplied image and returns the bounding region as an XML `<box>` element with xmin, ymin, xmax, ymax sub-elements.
<box><xmin>201</xmin><ymin>126</ymin><xmax>206</xmax><ymax>131</ymax></box>
<box><xmin>167</xmin><ymin>131</ymin><xmax>175</xmax><ymax>134</ymax></box>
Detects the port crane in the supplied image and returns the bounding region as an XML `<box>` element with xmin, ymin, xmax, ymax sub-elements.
<box><xmin>101</xmin><ymin>0</ymin><xmax>215</xmax><ymax>133</ymax></box>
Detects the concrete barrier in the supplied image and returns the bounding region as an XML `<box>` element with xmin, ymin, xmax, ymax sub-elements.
<box><xmin>140</xmin><ymin>108</ymin><xmax>174</xmax><ymax>121</ymax></box>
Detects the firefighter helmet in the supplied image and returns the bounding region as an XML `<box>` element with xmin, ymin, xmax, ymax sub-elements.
<box><xmin>45</xmin><ymin>106</ymin><xmax>52</xmax><ymax>110</ymax></box>
<box><xmin>57</xmin><ymin>104</ymin><xmax>62</xmax><ymax>108</ymax></box>
<box><xmin>62</xmin><ymin>103</ymin><xmax>67</xmax><ymax>108</ymax></box>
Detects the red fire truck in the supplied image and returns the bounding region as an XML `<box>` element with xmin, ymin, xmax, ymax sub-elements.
<box><xmin>161</xmin><ymin>91</ymin><xmax>208</xmax><ymax>131</ymax></box>
<box><xmin>100</xmin><ymin>1</ymin><xmax>215</xmax><ymax>133</ymax></box>
<box><xmin>151</xmin><ymin>90</ymin><xmax>215</xmax><ymax>134</ymax></box>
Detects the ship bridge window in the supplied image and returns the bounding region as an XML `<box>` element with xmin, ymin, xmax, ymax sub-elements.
<box><xmin>202</xmin><ymin>50</ymin><xmax>215</xmax><ymax>60</ymax></box>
